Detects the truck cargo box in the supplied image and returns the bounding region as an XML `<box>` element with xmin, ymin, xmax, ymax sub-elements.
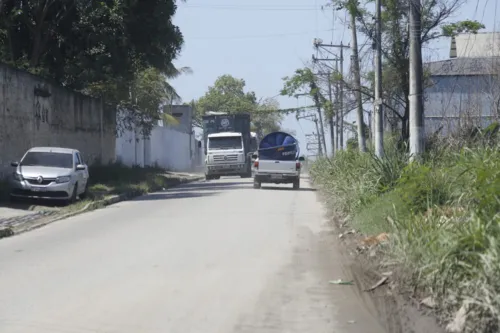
<box><xmin>202</xmin><ymin>113</ymin><xmax>251</xmax><ymax>153</ymax></box>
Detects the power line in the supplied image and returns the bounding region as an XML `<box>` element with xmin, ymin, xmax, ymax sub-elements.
<box><xmin>182</xmin><ymin>4</ymin><xmax>320</xmax><ymax>11</ymax></box>
<box><xmin>190</xmin><ymin>29</ymin><xmax>334</xmax><ymax>40</ymax></box>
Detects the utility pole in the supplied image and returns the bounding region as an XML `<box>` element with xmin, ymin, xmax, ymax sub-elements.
<box><xmin>311</xmin><ymin>65</ymin><xmax>337</xmax><ymax>157</ymax></box>
<box><xmin>374</xmin><ymin>0</ymin><xmax>384</xmax><ymax>158</ymax></box>
<box><xmin>315</xmin><ymin>101</ymin><xmax>327</xmax><ymax>156</ymax></box>
<box><xmin>334</xmin><ymin>61</ymin><xmax>340</xmax><ymax>151</ymax></box>
<box><xmin>327</xmin><ymin>71</ymin><xmax>335</xmax><ymax>157</ymax></box>
<box><xmin>348</xmin><ymin>3</ymin><xmax>367</xmax><ymax>152</ymax></box>
<box><xmin>313</xmin><ymin>126</ymin><xmax>322</xmax><ymax>156</ymax></box>
<box><xmin>339</xmin><ymin>43</ymin><xmax>346</xmax><ymax>150</ymax></box>
<box><xmin>299</xmin><ymin>114</ymin><xmax>323</xmax><ymax>156</ymax></box>
<box><xmin>306</xmin><ymin>133</ymin><xmax>322</xmax><ymax>156</ymax></box>
<box><xmin>409</xmin><ymin>0</ymin><xmax>424</xmax><ymax>160</ymax></box>
<box><xmin>313</xmin><ymin>40</ymin><xmax>350</xmax><ymax>151</ymax></box>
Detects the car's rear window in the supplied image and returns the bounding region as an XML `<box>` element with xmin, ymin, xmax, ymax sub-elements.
<box><xmin>21</xmin><ymin>152</ymin><xmax>73</xmax><ymax>168</ymax></box>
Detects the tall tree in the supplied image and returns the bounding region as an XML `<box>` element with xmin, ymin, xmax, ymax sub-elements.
<box><xmin>253</xmin><ymin>98</ymin><xmax>283</xmax><ymax>139</ymax></box>
<box><xmin>117</xmin><ymin>65</ymin><xmax>192</xmax><ymax>137</ymax></box>
<box><xmin>281</xmin><ymin>67</ymin><xmax>328</xmax><ymax>155</ymax></box>
<box><xmin>0</xmin><ymin>0</ymin><xmax>185</xmax><ymax>134</ymax></box>
<box><xmin>330</xmin><ymin>0</ymin><xmax>484</xmax><ymax>143</ymax></box>
<box><xmin>194</xmin><ymin>74</ymin><xmax>283</xmax><ymax>137</ymax></box>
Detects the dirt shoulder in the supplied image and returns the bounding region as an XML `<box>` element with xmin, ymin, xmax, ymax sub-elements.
<box><xmin>318</xmin><ymin>193</ymin><xmax>446</xmax><ymax>333</ymax></box>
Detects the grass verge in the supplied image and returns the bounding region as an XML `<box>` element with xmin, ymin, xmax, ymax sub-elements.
<box><xmin>86</xmin><ymin>163</ymin><xmax>191</xmax><ymax>199</ymax></box>
<box><xmin>0</xmin><ymin>163</ymin><xmax>196</xmax><ymax>212</ymax></box>
<box><xmin>310</xmin><ymin>132</ymin><xmax>500</xmax><ymax>333</ymax></box>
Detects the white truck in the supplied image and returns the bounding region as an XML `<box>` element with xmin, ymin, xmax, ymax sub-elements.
<box><xmin>252</xmin><ymin>131</ymin><xmax>305</xmax><ymax>190</ymax></box>
<box><xmin>202</xmin><ymin>113</ymin><xmax>257</xmax><ymax>180</ymax></box>
<box><xmin>205</xmin><ymin>131</ymin><xmax>249</xmax><ymax>179</ymax></box>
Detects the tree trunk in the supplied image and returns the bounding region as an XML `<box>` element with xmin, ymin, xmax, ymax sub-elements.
<box><xmin>349</xmin><ymin>8</ymin><xmax>367</xmax><ymax>152</ymax></box>
<box><xmin>30</xmin><ymin>30</ymin><xmax>43</xmax><ymax>67</ymax></box>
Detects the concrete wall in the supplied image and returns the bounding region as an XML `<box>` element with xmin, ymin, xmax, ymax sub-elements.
<box><xmin>115</xmin><ymin>119</ymin><xmax>204</xmax><ymax>172</ymax></box>
<box><xmin>0</xmin><ymin>63</ymin><xmax>116</xmax><ymax>178</ymax></box>
<box><xmin>162</xmin><ymin>104</ymin><xmax>193</xmax><ymax>134</ymax></box>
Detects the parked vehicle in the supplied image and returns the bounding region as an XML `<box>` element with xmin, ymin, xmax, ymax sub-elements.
<box><xmin>9</xmin><ymin>147</ymin><xmax>89</xmax><ymax>203</ymax></box>
<box><xmin>202</xmin><ymin>113</ymin><xmax>257</xmax><ymax>180</ymax></box>
<box><xmin>252</xmin><ymin>131</ymin><xmax>305</xmax><ymax>190</ymax></box>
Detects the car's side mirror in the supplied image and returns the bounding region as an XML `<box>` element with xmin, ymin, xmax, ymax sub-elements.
<box><xmin>76</xmin><ymin>164</ymin><xmax>86</xmax><ymax>171</ymax></box>
<box><xmin>11</xmin><ymin>162</ymin><xmax>19</xmax><ymax>167</ymax></box>
<box><xmin>298</xmin><ymin>156</ymin><xmax>305</xmax><ymax>162</ymax></box>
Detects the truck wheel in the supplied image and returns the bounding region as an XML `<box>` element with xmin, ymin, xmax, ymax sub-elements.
<box><xmin>253</xmin><ymin>179</ymin><xmax>261</xmax><ymax>189</ymax></box>
<box><xmin>293</xmin><ymin>179</ymin><xmax>300</xmax><ymax>190</ymax></box>
<box><xmin>205</xmin><ymin>175</ymin><xmax>212</xmax><ymax>181</ymax></box>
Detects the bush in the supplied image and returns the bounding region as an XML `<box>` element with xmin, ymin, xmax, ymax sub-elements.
<box><xmin>310</xmin><ymin>137</ymin><xmax>500</xmax><ymax>332</ymax></box>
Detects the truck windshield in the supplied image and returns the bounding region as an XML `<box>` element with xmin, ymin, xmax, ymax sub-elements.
<box><xmin>209</xmin><ymin>136</ymin><xmax>242</xmax><ymax>150</ymax></box>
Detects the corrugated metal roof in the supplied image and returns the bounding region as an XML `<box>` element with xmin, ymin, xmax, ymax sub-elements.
<box><xmin>425</xmin><ymin>57</ymin><xmax>500</xmax><ymax>76</ymax></box>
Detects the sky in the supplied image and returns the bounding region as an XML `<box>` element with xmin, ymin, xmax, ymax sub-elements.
<box><xmin>170</xmin><ymin>0</ymin><xmax>499</xmax><ymax>156</ymax></box>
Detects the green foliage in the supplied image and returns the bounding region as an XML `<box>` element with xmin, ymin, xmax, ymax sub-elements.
<box><xmin>336</xmin><ymin>0</ymin><xmax>482</xmax><ymax>141</ymax></box>
<box><xmin>117</xmin><ymin>66</ymin><xmax>191</xmax><ymax>137</ymax></box>
<box><xmin>195</xmin><ymin>75</ymin><xmax>257</xmax><ymax>115</ymax></box>
<box><xmin>193</xmin><ymin>75</ymin><xmax>283</xmax><ymax>138</ymax></box>
<box><xmin>0</xmin><ymin>0</ymin><xmax>185</xmax><ymax>134</ymax></box>
<box><xmin>346</xmin><ymin>137</ymin><xmax>358</xmax><ymax>151</ymax></box>
<box><xmin>311</xmin><ymin>135</ymin><xmax>500</xmax><ymax>332</ymax></box>
<box><xmin>88</xmin><ymin>162</ymin><xmax>189</xmax><ymax>196</ymax></box>
<box><xmin>395</xmin><ymin>163</ymin><xmax>451</xmax><ymax>213</ymax></box>
<box><xmin>442</xmin><ymin>20</ymin><xmax>485</xmax><ymax>37</ymax></box>
<box><xmin>281</xmin><ymin>67</ymin><xmax>328</xmax><ymax>112</ymax></box>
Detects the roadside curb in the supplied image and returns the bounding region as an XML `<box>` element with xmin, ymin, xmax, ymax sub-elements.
<box><xmin>0</xmin><ymin>175</ymin><xmax>203</xmax><ymax>239</ymax></box>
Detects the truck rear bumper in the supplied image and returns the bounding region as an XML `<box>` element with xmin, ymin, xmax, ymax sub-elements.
<box><xmin>254</xmin><ymin>173</ymin><xmax>299</xmax><ymax>184</ymax></box>
<box><xmin>206</xmin><ymin>163</ymin><xmax>247</xmax><ymax>176</ymax></box>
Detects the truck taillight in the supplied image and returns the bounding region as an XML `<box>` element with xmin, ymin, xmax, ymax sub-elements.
<box><xmin>296</xmin><ymin>162</ymin><xmax>301</xmax><ymax>170</ymax></box>
<box><xmin>254</xmin><ymin>161</ymin><xmax>259</xmax><ymax>168</ymax></box>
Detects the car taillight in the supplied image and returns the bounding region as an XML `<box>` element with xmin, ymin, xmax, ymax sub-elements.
<box><xmin>254</xmin><ymin>161</ymin><xmax>259</xmax><ymax>168</ymax></box>
<box><xmin>296</xmin><ymin>162</ymin><xmax>301</xmax><ymax>170</ymax></box>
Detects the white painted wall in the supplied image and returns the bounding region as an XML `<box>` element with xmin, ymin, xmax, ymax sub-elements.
<box><xmin>116</xmin><ymin>124</ymin><xmax>204</xmax><ymax>172</ymax></box>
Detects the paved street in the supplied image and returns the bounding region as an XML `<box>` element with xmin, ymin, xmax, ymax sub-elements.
<box><xmin>0</xmin><ymin>177</ymin><xmax>386</xmax><ymax>333</ymax></box>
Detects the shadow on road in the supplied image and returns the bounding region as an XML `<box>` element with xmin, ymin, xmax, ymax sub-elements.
<box><xmin>132</xmin><ymin>191</ymin><xmax>218</xmax><ymax>201</ymax></box>
<box><xmin>260</xmin><ymin>186</ymin><xmax>317</xmax><ymax>192</ymax></box>
<box><xmin>0</xmin><ymin>198</ymin><xmax>65</xmax><ymax>211</ymax></box>
<box><xmin>168</xmin><ymin>181</ymin><xmax>251</xmax><ymax>192</ymax></box>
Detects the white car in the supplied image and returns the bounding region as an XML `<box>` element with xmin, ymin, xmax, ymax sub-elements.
<box><xmin>9</xmin><ymin>147</ymin><xmax>90</xmax><ymax>203</ymax></box>
<box><xmin>252</xmin><ymin>153</ymin><xmax>305</xmax><ymax>190</ymax></box>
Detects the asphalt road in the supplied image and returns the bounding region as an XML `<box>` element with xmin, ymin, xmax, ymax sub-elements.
<box><xmin>0</xmin><ymin>176</ymin><xmax>386</xmax><ymax>333</ymax></box>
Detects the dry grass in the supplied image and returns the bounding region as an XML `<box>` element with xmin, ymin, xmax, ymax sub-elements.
<box><xmin>310</xmin><ymin>132</ymin><xmax>500</xmax><ymax>332</ymax></box>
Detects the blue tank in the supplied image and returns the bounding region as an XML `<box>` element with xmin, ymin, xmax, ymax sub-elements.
<box><xmin>258</xmin><ymin>131</ymin><xmax>300</xmax><ymax>161</ymax></box>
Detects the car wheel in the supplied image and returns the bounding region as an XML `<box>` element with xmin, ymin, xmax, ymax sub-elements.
<box><xmin>68</xmin><ymin>183</ymin><xmax>78</xmax><ymax>204</ymax></box>
<box><xmin>79</xmin><ymin>183</ymin><xmax>89</xmax><ymax>199</ymax></box>
<box><xmin>9</xmin><ymin>195</ymin><xmax>20</xmax><ymax>204</ymax></box>
<box><xmin>214</xmin><ymin>176</ymin><xmax>220</xmax><ymax>180</ymax></box>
